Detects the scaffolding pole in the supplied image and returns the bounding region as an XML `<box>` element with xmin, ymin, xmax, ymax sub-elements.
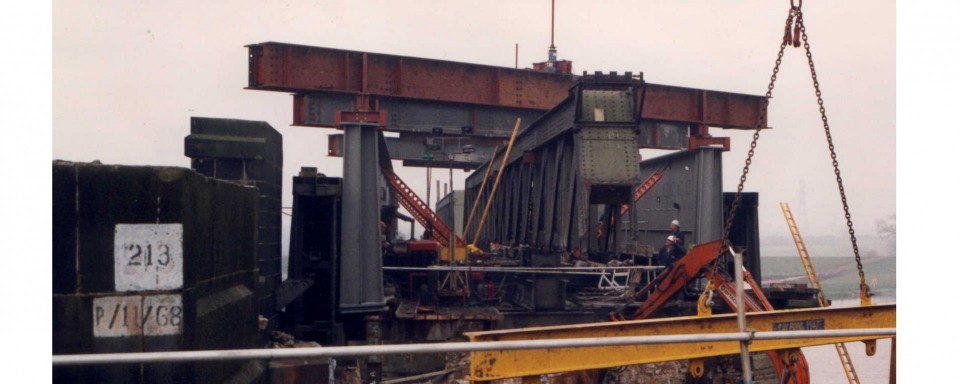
<box><xmin>53</xmin><ymin>328</ymin><xmax>895</xmax><ymax>366</ymax></box>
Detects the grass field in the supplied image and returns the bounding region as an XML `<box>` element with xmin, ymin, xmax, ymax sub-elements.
<box><xmin>760</xmin><ymin>256</ymin><xmax>896</xmax><ymax>300</ymax></box>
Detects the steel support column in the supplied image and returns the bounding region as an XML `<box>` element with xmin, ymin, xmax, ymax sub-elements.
<box><xmin>694</xmin><ymin>147</ymin><xmax>724</xmax><ymax>244</ymax></box>
<box><xmin>339</xmin><ymin>113</ymin><xmax>387</xmax><ymax>314</ymax></box>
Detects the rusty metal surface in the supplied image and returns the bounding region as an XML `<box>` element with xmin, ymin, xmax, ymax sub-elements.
<box><xmin>248</xmin><ymin>42</ymin><xmax>574</xmax><ymax>110</ymax></box>
<box><xmin>249</xmin><ymin>42</ymin><xmax>767</xmax><ymax>131</ymax></box>
<box><xmin>641</xmin><ymin>85</ymin><xmax>767</xmax><ymax>129</ymax></box>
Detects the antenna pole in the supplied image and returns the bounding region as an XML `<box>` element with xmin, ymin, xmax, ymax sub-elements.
<box><xmin>550</xmin><ymin>0</ymin><xmax>555</xmax><ymax>48</ymax></box>
<box><xmin>548</xmin><ymin>0</ymin><xmax>557</xmax><ymax>61</ymax></box>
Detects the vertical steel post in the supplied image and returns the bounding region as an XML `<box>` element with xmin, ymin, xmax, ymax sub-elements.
<box><xmin>363</xmin><ymin>315</ymin><xmax>383</xmax><ymax>384</ymax></box>
<box><xmin>694</xmin><ymin>147</ymin><xmax>724</xmax><ymax>245</ymax></box>
<box><xmin>733</xmin><ymin>249</ymin><xmax>752</xmax><ymax>383</ymax></box>
<box><xmin>340</xmin><ymin>120</ymin><xmax>386</xmax><ymax>313</ymax></box>
<box><xmin>449</xmin><ymin>161</ymin><xmax>456</xmax><ymax>262</ymax></box>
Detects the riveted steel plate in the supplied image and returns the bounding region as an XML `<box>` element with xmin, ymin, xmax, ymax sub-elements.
<box><xmin>577</xmin><ymin>127</ymin><xmax>641</xmax><ymax>184</ymax></box>
<box><xmin>579</xmin><ymin>90</ymin><xmax>635</xmax><ymax>123</ymax></box>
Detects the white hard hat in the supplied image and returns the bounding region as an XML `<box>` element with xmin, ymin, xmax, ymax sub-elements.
<box><xmin>667</xmin><ymin>235</ymin><xmax>676</xmax><ymax>242</ymax></box>
<box><xmin>671</xmin><ymin>220</ymin><xmax>680</xmax><ymax>226</ymax></box>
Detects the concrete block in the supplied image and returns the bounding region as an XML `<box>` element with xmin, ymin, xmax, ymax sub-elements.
<box><xmin>52</xmin><ymin>295</ymin><xmax>98</xmax><ymax>354</ymax></box>
<box><xmin>141</xmin><ymin>335</ymin><xmax>186</xmax><ymax>384</ymax></box>
<box><xmin>180</xmin><ymin>274</ymin><xmax>259</xmax><ymax>383</ymax></box>
<box><xmin>215</xmin><ymin>158</ymin><xmax>247</xmax><ymax>180</ymax></box>
<box><xmin>190</xmin><ymin>117</ymin><xmax>282</xmax><ymax>146</ymax></box>
<box><xmin>190</xmin><ymin>158</ymin><xmax>217</xmax><ymax>178</ymax></box>
<box><xmin>258</xmin><ymin>207</ymin><xmax>282</xmax><ymax>228</ymax></box>
<box><xmin>243</xmin><ymin>160</ymin><xmax>282</xmax><ymax>182</ymax></box>
<box><xmin>258</xmin><ymin>194</ymin><xmax>281</xmax><ymax>208</ymax></box>
<box><xmin>52</xmin><ymin>161</ymin><xmax>78</xmax><ymax>294</ymax></box>
<box><xmin>184</xmin><ymin>134</ymin><xmax>272</xmax><ymax>161</ymax></box>
<box><xmin>74</xmin><ymin>164</ymin><xmax>188</xmax><ymax>293</ymax></box>
<box><xmin>253</xmin><ymin>181</ymin><xmax>282</xmax><ymax>200</ymax></box>
<box><xmin>261</xmin><ymin>273</ymin><xmax>282</xmax><ymax>291</ymax></box>
<box><xmin>53</xmin><ymin>294</ymin><xmax>145</xmax><ymax>384</ymax></box>
<box><xmin>187</xmin><ymin>117</ymin><xmax>283</xmax><ymax>165</ymax></box>
<box><xmin>258</xmin><ymin>257</ymin><xmax>281</xmax><ymax>276</ymax></box>
<box><xmin>53</xmin><ymin>161</ymin><xmax>263</xmax><ymax>384</ymax></box>
<box><xmin>257</xmin><ymin>226</ymin><xmax>281</xmax><ymax>245</ymax></box>
<box><xmin>259</xmin><ymin>293</ymin><xmax>278</xmax><ymax>317</ymax></box>
<box><xmin>211</xmin><ymin>179</ymin><xmax>259</xmax><ymax>278</ymax></box>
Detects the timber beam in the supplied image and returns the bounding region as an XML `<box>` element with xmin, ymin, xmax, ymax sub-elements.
<box><xmin>466</xmin><ymin>303</ymin><xmax>895</xmax><ymax>381</ymax></box>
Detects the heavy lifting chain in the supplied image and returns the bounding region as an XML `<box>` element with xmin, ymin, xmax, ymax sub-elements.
<box><xmin>717</xmin><ymin>2</ymin><xmax>871</xmax><ymax>300</ymax></box>
<box><xmin>714</xmin><ymin>7</ymin><xmax>793</xmax><ymax>276</ymax></box>
<box><xmin>794</xmin><ymin>8</ymin><xmax>870</xmax><ymax>298</ymax></box>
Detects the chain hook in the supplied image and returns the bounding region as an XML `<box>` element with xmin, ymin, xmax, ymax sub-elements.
<box><xmin>790</xmin><ymin>0</ymin><xmax>802</xmax><ymax>10</ymax></box>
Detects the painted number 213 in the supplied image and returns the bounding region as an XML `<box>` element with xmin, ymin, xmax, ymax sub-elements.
<box><xmin>126</xmin><ymin>243</ymin><xmax>171</xmax><ymax>266</ymax></box>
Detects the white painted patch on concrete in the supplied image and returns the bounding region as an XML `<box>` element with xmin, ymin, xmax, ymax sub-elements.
<box><xmin>93</xmin><ymin>294</ymin><xmax>183</xmax><ymax>337</ymax></box>
<box><xmin>113</xmin><ymin>223</ymin><xmax>183</xmax><ymax>292</ymax></box>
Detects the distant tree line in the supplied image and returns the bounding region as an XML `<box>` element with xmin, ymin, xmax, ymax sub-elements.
<box><xmin>875</xmin><ymin>214</ymin><xmax>896</xmax><ymax>256</ymax></box>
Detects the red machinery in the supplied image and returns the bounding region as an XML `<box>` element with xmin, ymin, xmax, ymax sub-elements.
<box><xmin>627</xmin><ymin>241</ymin><xmax>810</xmax><ymax>383</ymax></box>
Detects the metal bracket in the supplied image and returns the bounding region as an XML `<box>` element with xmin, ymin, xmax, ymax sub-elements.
<box><xmin>335</xmin><ymin>110</ymin><xmax>387</xmax><ymax>127</ymax></box>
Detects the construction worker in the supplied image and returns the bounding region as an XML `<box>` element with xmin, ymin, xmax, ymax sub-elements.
<box><xmin>656</xmin><ymin>235</ymin><xmax>686</xmax><ymax>267</ymax></box>
<box><xmin>669</xmin><ymin>219</ymin><xmax>685</xmax><ymax>249</ymax></box>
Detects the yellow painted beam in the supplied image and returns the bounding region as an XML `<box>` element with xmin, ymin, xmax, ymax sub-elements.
<box><xmin>466</xmin><ymin>304</ymin><xmax>895</xmax><ymax>381</ymax></box>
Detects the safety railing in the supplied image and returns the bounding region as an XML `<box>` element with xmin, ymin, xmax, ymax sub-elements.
<box><xmin>53</xmin><ymin>328</ymin><xmax>895</xmax><ymax>366</ymax></box>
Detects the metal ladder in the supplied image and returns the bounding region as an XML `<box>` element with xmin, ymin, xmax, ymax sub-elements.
<box><xmin>780</xmin><ymin>202</ymin><xmax>861</xmax><ymax>384</ymax></box>
<box><xmin>384</xmin><ymin>169</ymin><xmax>466</xmax><ymax>247</ymax></box>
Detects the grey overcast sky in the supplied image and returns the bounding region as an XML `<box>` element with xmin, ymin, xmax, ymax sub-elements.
<box><xmin>52</xmin><ymin>0</ymin><xmax>895</xmax><ymax>251</ymax></box>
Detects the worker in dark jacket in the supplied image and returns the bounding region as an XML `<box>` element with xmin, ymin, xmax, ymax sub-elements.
<box><xmin>669</xmin><ymin>219</ymin><xmax>685</xmax><ymax>249</ymax></box>
<box><xmin>656</xmin><ymin>235</ymin><xmax>686</xmax><ymax>267</ymax></box>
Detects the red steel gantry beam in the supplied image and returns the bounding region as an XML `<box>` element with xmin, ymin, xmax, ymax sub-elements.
<box><xmin>246</xmin><ymin>42</ymin><xmax>768</xmax><ymax>132</ymax></box>
<box><xmin>247</xmin><ymin>42</ymin><xmax>571</xmax><ymax>110</ymax></box>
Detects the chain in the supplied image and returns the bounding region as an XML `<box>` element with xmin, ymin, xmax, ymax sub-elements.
<box><xmin>795</xmin><ymin>10</ymin><xmax>870</xmax><ymax>297</ymax></box>
<box><xmin>714</xmin><ymin>8</ymin><xmax>795</xmax><ymax>275</ymax></box>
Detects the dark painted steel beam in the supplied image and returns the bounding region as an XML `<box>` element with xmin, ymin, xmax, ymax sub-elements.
<box><xmin>294</xmin><ymin>93</ymin><xmax>546</xmax><ymax>137</ymax></box>
<box><xmin>327</xmin><ymin>133</ymin><xmax>499</xmax><ymax>170</ymax></box>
